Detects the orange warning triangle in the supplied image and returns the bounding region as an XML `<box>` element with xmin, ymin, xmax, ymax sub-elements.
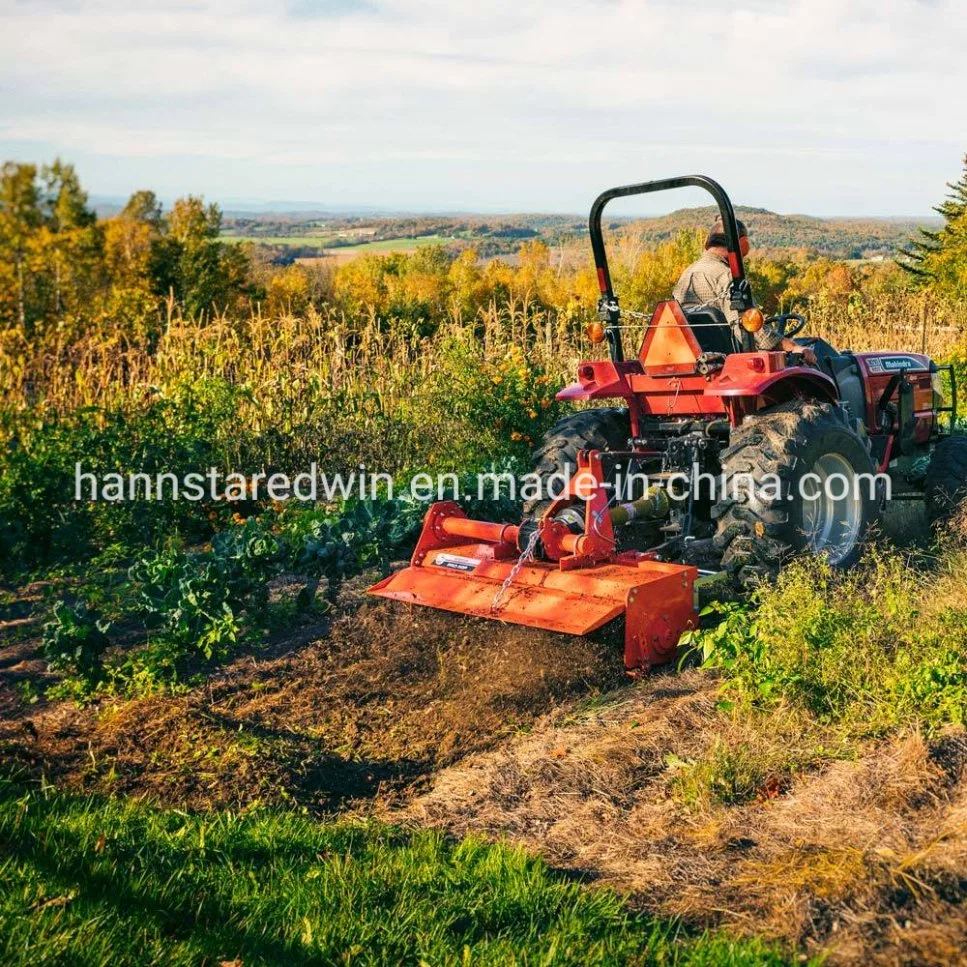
<box><xmin>639</xmin><ymin>301</ymin><xmax>702</xmax><ymax>375</ymax></box>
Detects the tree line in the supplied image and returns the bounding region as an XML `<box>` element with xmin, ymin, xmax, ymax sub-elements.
<box><xmin>0</xmin><ymin>154</ymin><xmax>964</xmax><ymax>342</ymax></box>
<box><xmin>0</xmin><ymin>160</ymin><xmax>252</xmax><ymax>337</ymax></box>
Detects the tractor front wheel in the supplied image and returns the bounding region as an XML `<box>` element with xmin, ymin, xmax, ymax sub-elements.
<box><xmin>713</xmin><ymin>401</ymin><xmax>880</xmax><ymax>587</ymax></box>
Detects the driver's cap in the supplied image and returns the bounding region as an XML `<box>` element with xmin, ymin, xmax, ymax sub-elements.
<box><xmin>706</xmin><ymin>218</ymin><xmax>748</xmax><ymax>249</ymax></box>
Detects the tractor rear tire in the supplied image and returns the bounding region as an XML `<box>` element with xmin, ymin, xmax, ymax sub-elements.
<box><xmin>524</xmin><ymin>407</ymin><xmax>629</xmax><ymax>515</ymax></box>
<box><xmin>713</xmin><ymin>400</ymin><xmax>879</xmax><ymax>588</ymax></box>
<box><xmin>925</xmin><ymin>434</ymin><xmax>967</xmax><ymax>529</ymax></box>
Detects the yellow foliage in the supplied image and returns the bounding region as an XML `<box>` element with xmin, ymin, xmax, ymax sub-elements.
<box><xmin>266</xmin><ymin>264</ymin><xmax>311</xmax><ymax>317</ymax></box>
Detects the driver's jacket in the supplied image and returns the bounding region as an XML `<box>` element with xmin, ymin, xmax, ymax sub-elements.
<box><xmin>673</xmin><ymin>252</ymin><xmax>783</xmax><ymax>351</ymax></box>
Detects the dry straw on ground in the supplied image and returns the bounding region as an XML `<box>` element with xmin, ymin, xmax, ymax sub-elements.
<box><xmin>401</xmin><ymin>672</ymin><xmax>967</xmax><ymax>966</ymax></box>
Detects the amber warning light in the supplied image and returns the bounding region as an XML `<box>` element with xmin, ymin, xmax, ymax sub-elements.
<box><xmin>740</xmin><ymin>308</ymin><xmax>765</xmax><ymax>333</ymax></box>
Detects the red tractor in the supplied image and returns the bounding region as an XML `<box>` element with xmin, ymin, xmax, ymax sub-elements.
<box><xmin>370</xmin><ymin>176</ymin><xmax>967</xmax><ymax>674</ymax></box>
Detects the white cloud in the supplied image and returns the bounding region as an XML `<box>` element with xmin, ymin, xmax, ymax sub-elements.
<box><xmin>0</xmin><ymin>0</ymin><xmax>963</xmax><ymax>212</ymax></box>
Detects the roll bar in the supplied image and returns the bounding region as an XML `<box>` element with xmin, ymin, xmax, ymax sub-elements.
<box><xmin>589</xmin><ymin>175</ymin><xmax>756</xmax><ymax>362</ymax></box>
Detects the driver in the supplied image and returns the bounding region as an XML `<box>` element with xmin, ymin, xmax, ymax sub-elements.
<box><xmin>674</xmin><ymin>218</ymin><xmax>817</xmax><ymax>364</ymax></box>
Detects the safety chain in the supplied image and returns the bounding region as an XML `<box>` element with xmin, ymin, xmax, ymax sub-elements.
<box><xmin>601</xmin><ymin>300</ymin><xmax>738</xmax><ymax>327</ymax></box>
<box><xmin>602</xmin><ymin>300</ymin><xmax>651</xmax><ymax>320</ymax></box>
<box><xmin>490</xmin><ymin>526</ymin><xmax>541</xmax><ymax>614</ymax></box>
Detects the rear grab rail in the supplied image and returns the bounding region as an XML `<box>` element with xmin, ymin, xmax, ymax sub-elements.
<box><xmin>588</xmin><ymin>175</ymin><xmax>756</xmax><ymax>363</ymax></box>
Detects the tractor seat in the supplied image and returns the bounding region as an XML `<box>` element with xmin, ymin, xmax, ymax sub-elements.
<box><xmin>798</xmin><ymin>337</ymin><xmax>867</xmax><ymax>426</ymax></box>
<box><xmin>682</xmin><ymin>306</ymin><xmax>740</xmax><ymax>356</ymax></box>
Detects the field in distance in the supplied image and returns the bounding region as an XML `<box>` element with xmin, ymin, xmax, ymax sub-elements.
<box><xmin>220</xmin><ymin>205</ymin><xmax>940</xmax><ymax>265</ymax></box>
<box><xmin>299</xmin><ymin>235</ymin><xmax>454</xmax><ymax>264</ymax></box>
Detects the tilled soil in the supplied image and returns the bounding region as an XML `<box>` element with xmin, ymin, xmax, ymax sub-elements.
<box><xmin>0</xmin><ymin>595</ymin><xmax>624</xmax><ymax>811</ymax></box>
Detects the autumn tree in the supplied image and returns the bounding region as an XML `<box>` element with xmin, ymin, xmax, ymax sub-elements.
<box><xmin>902</xmin><ymin>154</ymin><xmax>967</xmax><ymax>300</ymax></box>
<box><xmin>121</xmin><ymin>190</ymin><xmax>163</xmax><ymax>228</ymax></box>
<box><xmin>35</xmin><ymin>160</ymin><xmax>102</xmax><ymax>324</ymax></box>
<box><xmin>103</xmin><ymin>190</ymin><xmax>165</xmax><ymax>335</ymax></box>
<box><xmin>0</xmin><ymin>159</ymin><xmax>102</xmax><ymax>332</ymax></box>
<box><xmin>0</xmin><ymin>162</ymin><xmax>41</xmax><ymax>328</ymax></box>
<box><xmin>158</xmin><ymin>196</ymin><xmax>250</xmax><ymax>317</ymax></box>
<box><xmin>0</xmin><ymin>161</ymin><xmax>257</xmax><ymax>332</ymax></box>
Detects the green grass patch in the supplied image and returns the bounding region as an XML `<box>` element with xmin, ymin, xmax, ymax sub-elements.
<box><xmin>666</xmin><ymin>720</ymin><xmax>852</xmax><ymax>811</ymax></box>
<box><xmin>219</xmin><ymin>234</ymin><xmax>333</xmax><ymax>246</ymax></box>
<box><xmin>0</xmin><ymin>781</ymin><xmax>795</xmax><ymax>965</ymax></box>
<box><xmin>335</xmin><ymin>235</ymin><xmax>449</xmax><ymax>254</ymax></box>
<box><xmin>668</xmin><ymin>737</ymin><xmax>799</xmax><ymax>810</ymax></box>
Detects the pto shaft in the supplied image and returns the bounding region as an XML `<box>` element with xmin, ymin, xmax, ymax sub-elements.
<box><xmin>440</xmin><ymin>516</ymin><xmax>520</xmax><ymax>545</ymax></box>
<box><xmin>439</xmin><ymin>487</ymin><xmax>670</xmax><ymax>550</ymax></box>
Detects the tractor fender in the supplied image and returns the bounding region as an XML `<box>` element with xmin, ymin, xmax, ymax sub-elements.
<box><xmin>556</xmin><ymin>360</ymin><xmax>640</xmax><ymax>402</ymax></box>
<box><xmin>557</xmin><ymin>380</ymin><xmax>632</xmax><ymax>402</ymax></box>
<box><xmin>706</xmin><ymin>366</ymin><xmax>839</xmax><ymax>405</ymax></box>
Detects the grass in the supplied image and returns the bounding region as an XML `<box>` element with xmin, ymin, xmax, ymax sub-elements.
<box><xmin>667</xmin><ymin>727</ymin><xmax>837</xmax><ymax>811</ymax></box>
<box><xmin>220</xmin><ymin>233</ymin><xmax>335</xmax><ymax>246</ymax></box>
<box><xmin>0</xmin><ymin>780</ymin><xmax>796</xmax><ymax>966</ymax></box>
<box><xmin>331</xmin><ymin>235</ymin><xmax>449</xmax><ymax>253</ymax></box>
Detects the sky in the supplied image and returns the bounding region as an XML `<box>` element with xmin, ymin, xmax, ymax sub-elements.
<box><xmin>0</xmin><ymin>0</ymin><xmax>965</xmax><ymax>217</ymax></box>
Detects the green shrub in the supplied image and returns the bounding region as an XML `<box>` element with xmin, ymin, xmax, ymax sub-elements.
<box><xmin>688</xmin><ymin>549</ymin><xmax>967</xmax><ymax>735</ymax></box>
<box><xmin>296</xmin><ymin>497</ymin><xmax>424</xmax><ymax>588</ymax></box>
<box><xmin>420</xmin><ymin>336</ymin><xmax>563</xmax><ymax>470</ymax></box>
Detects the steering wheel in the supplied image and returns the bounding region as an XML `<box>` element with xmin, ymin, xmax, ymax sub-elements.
<box><xmin>765</xmin><ymin>312</ymin><xmax>807</xmax><ymax>339</ymax></box>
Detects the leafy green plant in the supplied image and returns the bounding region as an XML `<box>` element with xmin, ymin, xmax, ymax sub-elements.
<box><xmin>129</xmin><ymin>518</ymin><xmax>285</xmax><ymax>668</ymax></box>
<box><xmin>680</xmin><ymin>601</ymin><xmax>768</xmax><ymax>706</ymax></box>
<box><xmin>41</xmin><ymin>601</ymin><xmax>111</xmax><ymax>681</ymax></box>
<box><xmin>296</xmin><ymin>497</ymin><xmax>423</xmax><ymax>589</ymax></box>
<box><xmin>130</xmin><ymin>554</ymin><xmax>243</xmax><ymax>662</ymax></box>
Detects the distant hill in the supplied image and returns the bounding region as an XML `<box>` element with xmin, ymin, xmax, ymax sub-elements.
<box><xmin>617</xmin><ymin>206</ymin><xmax>941</xmax><ymax>260</ymax></box>
<box><xmin>215</xmin><ymin>205</ymin><xmax>941</xmax><ymax>263</ymax></box>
